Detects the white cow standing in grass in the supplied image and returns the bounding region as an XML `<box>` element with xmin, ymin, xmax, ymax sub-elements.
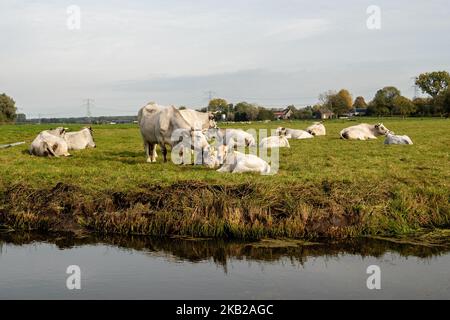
<box><xmin>259</xmin><ymin>135</ymin><xmax>290</xmax><ymax>149</ymax></box>
<box><xmin>29</xmin><ymin>127</ymin><xmax>71</xmax><ymax>157</ymax></box>
<box><xmin>64</xmin><ymin>127</ymin><xmax>96</xmax><ymax>150</ymax></box>
<box><xmin>384</xmin><ymin>132</ymin><xmax>413</xmax><ymax>145</ymax></box>
<box><xmin>138</xmin><ymin>103</ymin><xmax>213</xmax><ymax>163</ymax></box>
<box><xmin>340</xmin><ymin>123</ymin><xmax>390</xmax><ymax>140</ymax></box>
<box><xmin>179</xmin><ymin>109</ymin><xmax>217</xmax><ymax>130</ymax></box>
<box><xmin>217</xmin><ymin>151</ymin><xmax>271</xmax><ymax>175</ymax></box>
<box><xmin>275</xmin><ymin>127</ymin><xmax>313</xmax><ymax>139</ymax></box>
<box><xmin>306</xmin><ymin>122</ymin><xmax>326</xmax><ymax>136</ymax></box>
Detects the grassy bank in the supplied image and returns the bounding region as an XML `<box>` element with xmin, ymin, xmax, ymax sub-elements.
<box><xmin>0</xmin><ymin>118</ymin><xmax>449</xmax><ymax>239</ymax></box>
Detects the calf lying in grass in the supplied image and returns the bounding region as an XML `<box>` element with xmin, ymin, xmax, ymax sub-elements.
<box><xmin>384</xmin><ymin>132</ymin><xmax>414</xmax><ymax>145</ymax></box>
<box><xmin>306</xmin><ymin>122</ymin><xmax>326</xmax><ymax>136</ymax></box>
<box><xmin>259</xmin><ymin>135</ymin><xmax>290</xmax><ymax>148</ymax></box>
<box><xmin>217</xmin><ymin>151</ymin><xmax>271</xmax><ymax>175</ymax></box>
<box><xmin>340</xmin><ymin>123</ymin><xmax>390</xmax><ymax>140</ymax></box>
<box><xmin>276</xmin><ymin>127</ymin><xmax>313</xmax><ymax>139</ymax></box>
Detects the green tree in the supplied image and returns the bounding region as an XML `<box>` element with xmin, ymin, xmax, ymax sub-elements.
<box><xmin>207</xmin><ymin>98</ymin><xmax>229</xmax><ymax>113</ymax></box>
<box><xmin>0</xmin><ymin>93</ymin><xmax>17</xmax><ymax>123</ymax></box>
<box><xmin>368</xmin><ymin>86</ymin><xmax>401</xmax><ymax>116</ymax></box>
<box><xmin>234</xmin><ymin>102</ymin><xmax>259</xmax><ymax>121</ymax></box>
<box><xmin>443</xmin><ymin>89</ymin><xmax>450</xmax><ymax>115</ymax></box>
<box><xmin>353</xmin><ymin>96</ymin><xmax>368</xmax><ymax>109</ymax></box>
<box><xmin>392</xmin><ymin>96</ymin><xmax>416</xmax><ymax>118</ymax></box>
<box><xmin>433</xmin><ymin>88</ymin><xmax>450</xmax><ymax>116</ymax></box>
<box><xmin>413</xmin><ymin>97</ymin><xmax>433</xmax><ymax>116</ymax></box>
<box><xmin>256</xmin><ymin>107</ymin><xmax>274</xmax><ymax>121</ymax></box>
<box><xmin>294</xmin><ymin>106</ymin><xmax>314</xmax><ymax>119</ymax></box>
<box><xmin>415</xmin><ymin>71</ymin><xmax>450</xmax><ymax>98</ymax></box>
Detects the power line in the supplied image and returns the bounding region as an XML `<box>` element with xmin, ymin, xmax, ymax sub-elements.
<box><xmin>411</xmin><ymin>77</ymin><xmax>419</xmax><ymax>99</ymax></box>
<box><xmin>204</xmin><ymin>90</ymin><xmax>217</xmax><ymax>112</ymax></box>
<box><xmin>83</xmin><ymin>98</ymin><xmax>94</xmax><ymax>122</ymax></box>
<box><xmin>205</xmin><ymin>90</ymin><xmax>216</xmax><ymax>101</ymax></box>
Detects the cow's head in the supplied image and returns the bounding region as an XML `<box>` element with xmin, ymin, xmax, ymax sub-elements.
<box><xmin>374</xmin><ymin>123</ymin><xmax>390</xmax><ymax>136</ymax></box>
<box><xmin>276</xmin><ymin>127</ymin><xmax>287</xmax><ymax>136</ymax></box>
<box><xmin>190</xmin><ymin>128</ymin><xmax>210</xmax><ymax>151</ymax></box>
<box><xmin>48</xmin><ymin>127</ymin><xmax>67</xmax><ymax>137</ymax></box>
<box><xmin>208</xmin><ymin>115</ymin><xmax>217</xmax><ymax>129</ymax></box>
<box><xmin>84</xmin><ymin>127</ymin><xmax>96</xmax><ymax>148</ymax></box>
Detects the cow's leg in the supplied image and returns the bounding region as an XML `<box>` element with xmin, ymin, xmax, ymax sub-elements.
<box><xmin>161</xmin><ymin>145</ymin><xmax>168</xmax><ymax>163</ymax></box>
<box><xmin>217</xmin><ymin>164</ymin><xmax>232</xmax><ymax>173</ymax></box>
<box><xmin>152</xmin><ymin>146</ymin><xmax>158</xmax><ymax>161</ymax></box>
<box><xmin>145</xmin><ymin>142</ymin><xmax>152</xmax><ymax>163</ymax></box>
<box><xmin>150</xmin><ymin>143</ymin><xmax>157</xmax><ymax>162</ymax></box>
<box><xmin>179</xmin><ymin>147</ymin><xmax>184</xmax><ymax>165</ymax></box>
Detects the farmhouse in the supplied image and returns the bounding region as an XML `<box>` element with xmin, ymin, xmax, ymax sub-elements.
<box><xmin>273</xmin><ymin>108</ymin><xmax>293</xmax><ymax>120</ymax></box>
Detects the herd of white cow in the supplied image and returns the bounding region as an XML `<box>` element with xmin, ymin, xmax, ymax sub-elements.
<box><xmin>28</xmin><ymin>102</ymin><xmax>413</xmax><ymax>175</ymax></box>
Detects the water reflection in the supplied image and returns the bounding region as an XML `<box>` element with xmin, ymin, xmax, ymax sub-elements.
<box><xmin>1</xmin><ymin>231</ymin><xmax>449</xmax><ymax>270</ymax></box>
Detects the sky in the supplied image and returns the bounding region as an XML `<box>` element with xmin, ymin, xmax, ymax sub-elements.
<box><xmin>1</xmin><ymin>0</ymin><xmax>449</xmax><ymax>118</ymax></box>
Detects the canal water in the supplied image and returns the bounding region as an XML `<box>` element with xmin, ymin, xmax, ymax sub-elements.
<box><xmin>0</xmin><ymin>232</ymin><xmax>449</xmax><ymax>299</ymax></box>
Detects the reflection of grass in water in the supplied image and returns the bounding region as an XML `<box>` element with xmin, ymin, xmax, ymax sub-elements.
<box><xmin>1</xmin><ymin>119</ymin><xmax>449</xmax><ymax>239</ymax></box>
<box><xmin>370</xmin><ymin>229</ymin><xmax>450</xmax><ymax>247</ymax></box>
<box><xmin>1</xmin><ymin>231</ymin><xmax>449</xmax><ymax>271</ymax></box>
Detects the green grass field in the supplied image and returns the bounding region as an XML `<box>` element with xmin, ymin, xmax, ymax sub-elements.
<box><xmin>0</xmin><ymin>118</ymin><xmax>449</xmax><ymax>239</ymax></box>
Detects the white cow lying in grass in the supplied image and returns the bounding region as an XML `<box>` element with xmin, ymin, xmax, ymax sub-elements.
<box><xmin>340</xmin><ymin>123</ymin><xmax>390</xmax><ymax>140</ymax></box>
<box><xmin>259</xmin><ymin>135</ymin><xmax>290</xmax><ymax>149</ymax></box>
<box><xmin>275</xmin><ymin>127</ymin><xmax>313</xmax><ymax>139</ymax></box>
<box><xmin>306</xmin><ymin>122</ymin><xmax>326</xmax><ymax>136</ymax></box>
<box><xmin>384</xmin><ymin>132</ymin><xmax>413</xmax><ymax>145</ymax></box>
<box><xmin>64</xmin><ymin>127</ymin><xmax>96</xmax><ymax>150</ymax></box>
<box><xmin>205</xmin><ymin>128</ymin><xmax>256</xmax><ymax>148</ymax></box>
<box><xmin>217</xmin><ymin>151</ymin><xmax>271</xmax><ymax>175</ymax></box>
<box><xmin>29</xmin><ymin>127</ymin><xmax>71</xmax><ymax>157</ymax></box>
<box><xmin>223</xmin><ymin>129</ymin><xmax>256</xmax><ymax>147</ymax></box>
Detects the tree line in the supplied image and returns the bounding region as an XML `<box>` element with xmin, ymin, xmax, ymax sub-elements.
<box><xmin>204</xmin><ymin>71</ymin><xmax>450</xmax><ymax>121</ymax></box>
<box><xmin>2</xmin><ymin>70</ymin><xmax>449</xmax><ymax>124</ymax></box>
